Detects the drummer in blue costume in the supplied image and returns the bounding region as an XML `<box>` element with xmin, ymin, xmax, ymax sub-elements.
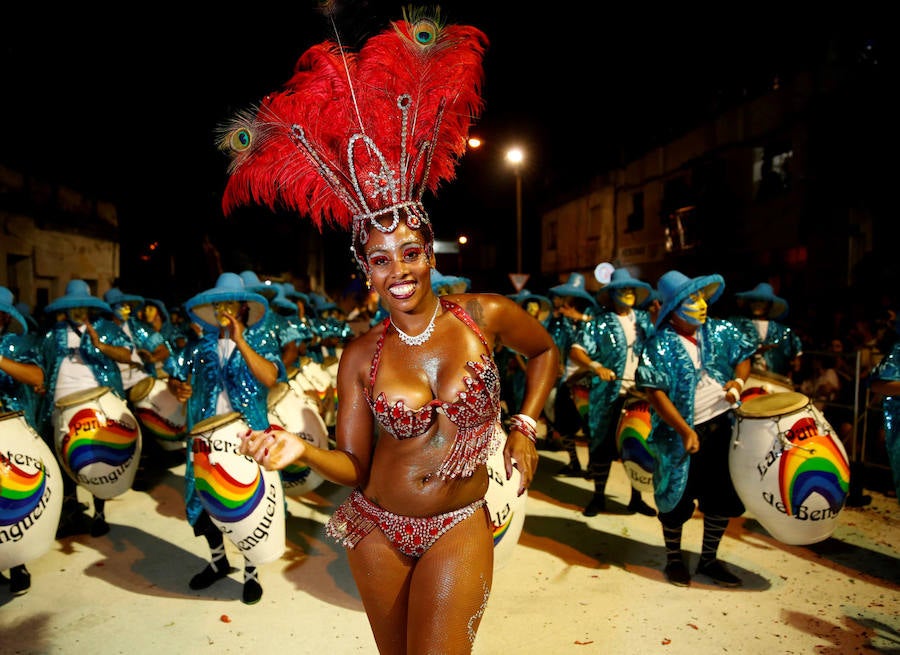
<box><xmin>870</xmin><ymin>333</ymin><xmax>900</xmax><ymax>504</ymax></box>
<box><xmin>140</xmin><ymin>297</ymin><xmax>181</xmax><ymax>376</ymax></box>
<box><xmin>546</xmin><ymin>273</ymin><xmax>597</xmax><ymax>476</ymax></box>
<box><xmin>0</xmin><ymin>287</ymin><xmax>46</xmax><ymax>595</ymax></box>
<box><xmin>635</xmin><ymin>270</ymin><xmax>755</xmax><ymax>587</ymax></box>
<box><xmin>498</xmin><ymin>290</ymin><xmax>552</xmax><ymax>427</ymax></box>
<box><xmin>40</xmin><ymin>280</ymin><xmax>134</xmax><ymax>538</ymax></box>
<box><xmin>729</xmin><ymin>282</ymin><xmax>803</xmax><ymax>377</ymax></box>
<box><xmin>166</xmin><ymin>272</ymin><xmax>286</xmax><ymax>604</ymax></box>
<box><xmin>567</xmin><ymin>268</ymin><xmax>656</xmax><ymax>517</ymax></box>
<box><xmin>102</xmin><ymin>288</ymin><xmax>172</xmax><ymax>392</ymax></box>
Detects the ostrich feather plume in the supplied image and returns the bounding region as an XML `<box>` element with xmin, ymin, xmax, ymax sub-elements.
<box><xmin>219</xmin><ymin>7</ymin><xmax>488</xmax><ymax>235</ymax></box>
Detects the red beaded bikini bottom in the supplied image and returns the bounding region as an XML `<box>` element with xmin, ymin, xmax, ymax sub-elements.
<box><xmin>326</xmin><ymin>489</ymin><xmax>486</xmax><ymax>558</ymax></box>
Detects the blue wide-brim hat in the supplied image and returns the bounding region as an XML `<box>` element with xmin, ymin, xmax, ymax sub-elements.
<box><xmin>185</xmin><ymin>272</ymin><xmax>268</xmax><ymax>330</ymax></box>
<box><xmin>508</xmin><ymin>288</ymin><xmax>552</xmax><ymax>323</ymax></box>
<box><xmin>308</xmin><ymin>292</ymin><xmax>337</xmax><ymax>315</ymax></box>
<box><xmin>0</xmin><ymin>287</ymin><xmax>28</xmax><ymax>335</ymax></box>
<box><xmin>104</xmin><ymin>287</ymin><xmax>145</xmax><ymax>309</ymax></box>
<box><xmin>281</xmin><ymin>283</ymin><xmax>311</xmax><ymax>308</ymax></box>
<box><xmin>655</xmin><ymin>270</ymin><xmax>724</xmax><ymax>329</ymax></box>
<box><xmin>142</xmin><ymin>297</ymin><xmax>171</xmax><ymax>324</ymax></box>
<box><xmin>45</xmin><ymin>279</ymin><xmax>112</xmax><ymax>315</ymax></box>
<box><xmin>549</xmin><ymin>272</ymin><xmax>597</xmax><ymax>308</ymax></box>
<box><xmin>735</xmin><ymin>282</ymin><xmax>788</xmax><ymax>319</ymax></box>
<box><xmin>595</xmin><ymin>267</ymin><xmax>652</xmax><ymax>308</ymax></box>
<box><xmin>431</xmin><ymin>269</ymin><xmax>471</xmax><ymax>295</ymax></box>
<box><xmin>239</xmin><ymin>270</ymin><xmax>281</xmax><ymax>301</ymax></box>
<box><xmin>271</xmin><ymin>289</ymin><xmax>298</xmax><ymax>315</ymax></box>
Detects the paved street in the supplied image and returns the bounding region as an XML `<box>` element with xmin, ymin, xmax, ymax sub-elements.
<box><xmin>2</xmin><ymin>446</ymin><xmax>899</xmax><ymax>654</ymax></box>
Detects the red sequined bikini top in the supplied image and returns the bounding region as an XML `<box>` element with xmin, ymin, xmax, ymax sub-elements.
<box><xmin>366</xmin><ymin>299</ymin><xmax>502</xmax><ymax>479</ymax></box>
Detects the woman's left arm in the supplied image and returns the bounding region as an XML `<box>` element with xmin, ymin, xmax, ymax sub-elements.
<box><xmin>480</xmin><ymin>294</ymin><xmax>560</xmax><ymax>493</ymax></box>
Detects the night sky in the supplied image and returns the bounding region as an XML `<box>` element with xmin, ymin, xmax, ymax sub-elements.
<box><xmin>2</xmin><ymin>4</ymin><xmax>886</xmax><ymax>298</ymax></box>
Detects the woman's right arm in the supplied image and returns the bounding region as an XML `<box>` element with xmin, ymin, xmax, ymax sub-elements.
<box><xmin>240</xmin><ymin>335</ymin><xmax>374</xmax><ymax>489</ymax></box>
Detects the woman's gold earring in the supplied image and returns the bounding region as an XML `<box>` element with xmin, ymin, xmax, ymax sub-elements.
<box><xmin>366</xmin><ymin>278</ymin><xmax>371</xmax><ymax>289</ymax></box>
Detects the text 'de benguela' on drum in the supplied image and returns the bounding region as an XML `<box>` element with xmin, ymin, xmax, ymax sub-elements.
<box><xmin>729</xmin><ymin>391</ymin><xmax>850</xmax><ymax>545</ymax></box>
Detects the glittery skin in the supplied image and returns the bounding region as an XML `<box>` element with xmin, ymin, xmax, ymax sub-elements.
<box><xmin>366</xmin><ymin>299</ymin><xmax>502</xmax><ymax>479</ymax></box>
<box><xmin>176</xmin><ymin>322</ymin><xmax>286</xmax><ymax>526</ymax></box>
<box><xmin>38</xmin><ymin>317</ymin><xmax>131</xmax><ymax>437</ymax></box>
<box><xmin>635</xmin><ymin>319</ymin><xmax>756</xmax><ymax>512</ymax></box>
<box><xmin>467</xmin><ymin>575</ymin><xmax>491</xmax><ymax>645</ymax></box>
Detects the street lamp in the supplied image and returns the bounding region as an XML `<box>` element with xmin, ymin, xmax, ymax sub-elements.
<box><xmin>506</xmin><ymin>147</ymin><xmax>524</xmax><ymax>274</ymax></box>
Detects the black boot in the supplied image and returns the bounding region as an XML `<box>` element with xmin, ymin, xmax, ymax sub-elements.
<box><xmin>846</xmin><ymin>461</ymin><xmax>872</xmax><ymax>507</ymax></box>
<box><xmin>9</xmin><ymin>565</ymin><xmax>31</xmax><ymax>596</ymax></box>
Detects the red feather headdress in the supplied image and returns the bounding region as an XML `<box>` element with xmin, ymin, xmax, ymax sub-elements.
<box><xmin>219</xmin><ymin>7</ymin><xmax>488</xmax><ymax>271</ymax></box>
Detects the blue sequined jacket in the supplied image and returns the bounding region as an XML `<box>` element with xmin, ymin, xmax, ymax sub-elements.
<box><xmin>729</xmin><ymin>316</ymin><xmax>803</xmax><ymax>376</ymax></box>
<box><xmin>636</xmin><ymin>318</ymin><xmax>755</xmax><ymax>513</ymax></box>
<box><xmin>870</xmin><ymin>341</ymin><xmax>900</xmax><ymax>495</ymax></box>
<box><xmin>122</xmin><ymin>316</ymin><xmax>171</xmax><ymax>377</ymax></box>
<box><xmin>573</xmin><ymin>309</ymin><xmax>654</xmax><ymax>447</ymax></box>
<box><xmin>0</xmin><ymin>332</ymin><xmax>44</xmax><ymax>429</ymax></box>
<box><xmin>176</xmin><ymin>323</ymin><xmax>286</xmax><ymax>525</ymax></box>
<box><xmin>38</xmin><ymin>319</ymin><xmax>130</xmax><ymax>438</ymax></box>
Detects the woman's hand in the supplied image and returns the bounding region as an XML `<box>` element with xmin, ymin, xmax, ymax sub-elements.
<box><xmin>505</xmin><ymin>429</ymin><xmax>538</xmax><ymax>497</ymax></box>
<box><xmin>239</xmin><ymin>427</ymin><xmax>306</xmax><ymax>470</ymax></box>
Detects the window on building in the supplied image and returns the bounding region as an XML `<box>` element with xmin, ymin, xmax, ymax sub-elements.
<box><xmin>625</xmin><ymin>192</ymin><xmax>644</xmax><ymax>232</ymax></box>
<box><xmin>753</xmin><ymin>144</ymin><xmax>793</xmax><ymax>200</ymax></box>
<box><xmin>664</xmin><ymin>205</ymin><xmax>699</xmax><ymax>253</ymax></box>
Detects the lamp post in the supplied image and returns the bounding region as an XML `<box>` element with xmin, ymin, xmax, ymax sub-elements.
<box><xmin>506</xmin><ymin>147</ymin><xmax>524</xmax><ymax>274</ymax></box>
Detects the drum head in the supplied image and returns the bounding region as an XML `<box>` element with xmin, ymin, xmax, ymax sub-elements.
<box><xmin>738</xmin><ymin>391</ymin><xmax>809</xmax><ymax>418</ymax></box>
<box><xmin>128</xmin><ymin>376</ymin><xmax>156</xmax><ymax>403</ymax></box>
<box><xmin>55</xmin><ymin>386</ymin><xmax>110</xmax><ymax>409</ymax></box>
<box><xmin>189</xmin><ymin>411</ymin><xmax>243</xmax><ymax>436</ymax></box>
<box><xmin>749</xmin><ymin>367</ymin><xmax>794</xmax><ymax>390</ymax></box>
<box><xmin>267</xmin><ymin>382</ymin><xmax>290</xmax><ymax>409</ymax></box>
<box><xmin>0</xmin><ymin>410</ymin><xmax>26</xmax><ymax>423</ymax></box>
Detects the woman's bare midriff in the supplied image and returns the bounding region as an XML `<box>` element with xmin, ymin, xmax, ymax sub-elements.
<box><xmin>363</xmin><ymin>419</ymin><xmax>491</xmax><ymax>517</ymax></box>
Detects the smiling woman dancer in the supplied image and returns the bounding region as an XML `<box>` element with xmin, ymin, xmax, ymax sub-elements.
<box><xmin>218</xmin><ymin>5</ymin><xmax>558</xmax><ymax>653</ymax></box>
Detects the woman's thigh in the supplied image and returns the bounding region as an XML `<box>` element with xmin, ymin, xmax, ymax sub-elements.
<box><xmin>407</xmin><ymin>508</ymin><xmax>495</xmax><ymax>654</ymax></box>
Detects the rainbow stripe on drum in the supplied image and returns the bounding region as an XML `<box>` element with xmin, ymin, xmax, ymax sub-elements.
<box><xmin>134</xmin><ymin>407</ymin><xmax>185</xmax><ymax>441</ymax></box>
<box><xmin>61</xmin><ymin>408</ymin><xmax>139</xmax><ymax>470</ymax></box>
<box><xmin>492</xmin><ymin>511</ymin><xmax>514</xmax><ymax>547</ymax></box>
<box><xmin>193</xmin><ymin>452</ymin><xmax>264</xmax><ymax>522</ymax></box>
<box><xmin>617</xmin><ymin>401</ymin><xmax>655</xmax><ymax>471</ymax></box>
<box><xmin>0</xmin><ymin>457</ymin><xmax>47</xmax><ymax>525</ymax></box>
<box><xmin>779</xmin><ymin>418</ymin><xmax>850</xmax><ymax>515</ymax></box>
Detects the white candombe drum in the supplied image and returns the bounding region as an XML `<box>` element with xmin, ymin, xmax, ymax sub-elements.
<box><xmin>128</xmin><ymin>377</ymin><xmax>187</xmax><ymax>451</ymax></box>
<box><xmin>295</xmin><ymin>360</ymin><xmax>337</xmax><ymax>428</ymax></box>
<box><xmin>614</xmin><ymin>393</ymin><xmax>655</xmax><ymax>493</ymax></box>
<box><xmin>0</xmin><ymin>411</ymin><xmax>64</xmax><ymax>570</ymax></box>
<box><xmin>267</xmin><ymin>379</ymin><xmax>328</xmax><ymax>496</ymax></box>
<box><xmin>53</xmin><ymin>386</ymin><xmax>142</xmax><ymax>499</ymax></box>
<box><xmin>729</xmin><ymin>391</ymin><xmax>850</xmax><ymax>545</ymax></box>
<box><xmin>484</xmin><ymin>423</ymin><xmax>527</xmax><ymax>570</ymax></box>
<box><xmin>189</xmin><ymin>412</ymin><xmax>285</xmax><ymax>565</ymax></box>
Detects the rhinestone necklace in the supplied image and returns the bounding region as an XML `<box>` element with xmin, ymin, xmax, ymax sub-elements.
<box><xmin>393</xmin><ymin>299</ymin><xmax>441</xmax><ymax>346</ymax></box>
